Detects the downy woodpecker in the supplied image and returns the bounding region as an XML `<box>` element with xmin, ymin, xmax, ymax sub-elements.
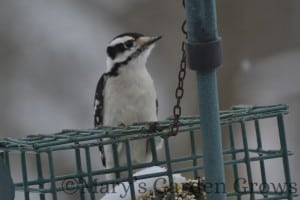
<box><xmin>94</xmin><ymin>32</ymin><xmax>162</xmax><ymax>181</ymax></box>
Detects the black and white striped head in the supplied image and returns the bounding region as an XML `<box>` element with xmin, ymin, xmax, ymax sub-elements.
<box><xmin>106</xmin><ymin>32</ymin><xmax>161</xmax><ymax>72</ymax></box>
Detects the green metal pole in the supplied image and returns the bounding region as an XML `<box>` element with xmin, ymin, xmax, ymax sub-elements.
<box><xmin>184</xmin><ymin>0</ymin><xmax>226</xmax><ymax>199</ymax></box>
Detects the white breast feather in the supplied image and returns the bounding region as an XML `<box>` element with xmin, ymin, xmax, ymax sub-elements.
<box><xmin>103</xmin><ymin>67</ymin><xmax>157</xmax><ymax>126</ymax></box>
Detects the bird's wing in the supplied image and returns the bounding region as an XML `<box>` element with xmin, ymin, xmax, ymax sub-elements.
<box><xmin>94</xmin><ymin>73</ymin><xmax>107</xmax><ymax>167</ymax></box>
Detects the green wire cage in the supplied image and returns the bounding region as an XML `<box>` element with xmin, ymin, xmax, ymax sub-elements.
<box><xmin>0</xmin><ymin>104</ymin><xmax>296</xmax><ymax>199</ymax></box>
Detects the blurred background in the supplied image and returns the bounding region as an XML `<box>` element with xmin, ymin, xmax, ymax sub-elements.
<box><xmin>0</xmin><ymin>0</ymin><xmax>299</xmax><ymax>199</ymax></box>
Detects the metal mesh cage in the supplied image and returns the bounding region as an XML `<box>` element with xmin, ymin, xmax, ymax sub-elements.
<box><xmin>0</xmin><ymin>104</ymin><xmax>296</xmax><ymax>200</ymax></box>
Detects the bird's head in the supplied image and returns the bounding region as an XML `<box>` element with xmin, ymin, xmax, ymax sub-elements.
<box><xmin>105</xmin><ymin>32</ymin><xmax>161</xmax><ymax>73</ymax></box>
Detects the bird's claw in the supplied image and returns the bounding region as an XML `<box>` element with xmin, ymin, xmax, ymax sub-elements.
<box><xmin>148</xmin><ymin>122</ymin><xmax>163</xmax><ymax>133</ymax></box>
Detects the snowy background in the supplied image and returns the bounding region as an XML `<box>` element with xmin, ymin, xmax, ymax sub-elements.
<box><xmin>1</xmin><ymin>0</ymin><xmax>300</xmax><ymax>199</ymax></box>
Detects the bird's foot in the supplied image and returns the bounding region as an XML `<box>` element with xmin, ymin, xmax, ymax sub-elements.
<box><xmin>147</xmin><ymin>122</ymin><xmax>163</xmax><ymax>133</ymax></box>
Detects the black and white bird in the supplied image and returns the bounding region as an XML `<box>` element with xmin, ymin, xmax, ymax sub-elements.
<box><xmin>94</xmin><ymin>32</ymin><xmax>162</xmax><ymax>181</ymax></box>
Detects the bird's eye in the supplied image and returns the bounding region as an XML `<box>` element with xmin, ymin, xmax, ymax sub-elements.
<box><xmin>124</xmin><ymin>40</ymin><xmax>133</xmax><ymax>48</ymax></box>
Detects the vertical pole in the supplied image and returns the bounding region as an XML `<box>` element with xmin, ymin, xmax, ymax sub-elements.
<box><xmin>184</xmin><ymin>0</ymin><xmax>226</xmax><ymax>199</ymax></box>
<box><xmin>36</xmin><ymin>153</ymin><xmax>46</xmax><ymax>200</ymax></box>
<box><xmin>47</xmin><ymin>151</ymin><xmax>58</xmax><ymax>200</ymax></box>
<box><xmin>277</xmin><ymin>115</ymin><xmax>293</xmax><ymax>199</ymax></box>
<box><xmin>74</xmin><ymin>147</ymin><xmax>86</xmax><ymax>199</ymax></box>
<box><xmin>21</xmin><ymin>151</ymin><xmax>30</xmax><ymax>200</ymax></box>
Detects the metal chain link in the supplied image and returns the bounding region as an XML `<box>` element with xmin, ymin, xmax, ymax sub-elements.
<box><xmin>170</xmin><ymin>0</ymin><xmax>187</xmax><ymax>136</ymax></box>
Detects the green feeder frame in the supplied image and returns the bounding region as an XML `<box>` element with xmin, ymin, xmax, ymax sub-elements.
<box><xmin>0</xmin><ymin>104</ymin><xmax>297</xmax><ymax>200</ymax></box>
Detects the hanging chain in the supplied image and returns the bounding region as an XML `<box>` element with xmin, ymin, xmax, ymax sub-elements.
<box><xmin>170</xmin><ymin>0</ymin><xmax>187</xmax><ymax>136</ymax></box>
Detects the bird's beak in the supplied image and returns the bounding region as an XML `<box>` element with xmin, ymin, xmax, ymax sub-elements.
<box><xmin>137</xmin><ymin>35</ymin><xmax>162</xmax><ymax>47</ymax></box>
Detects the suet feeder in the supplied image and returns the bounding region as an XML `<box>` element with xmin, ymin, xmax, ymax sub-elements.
<box><xmin>0</xmin><ymin>105</ymin><xmax>295</xmax><ymax>199</ymax></box>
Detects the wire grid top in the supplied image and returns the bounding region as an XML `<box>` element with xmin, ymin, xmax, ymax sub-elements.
<box><xmin>0</xmin><ymin>104</ymin><xmax>288</xmax><ymax>151</ymax></box>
